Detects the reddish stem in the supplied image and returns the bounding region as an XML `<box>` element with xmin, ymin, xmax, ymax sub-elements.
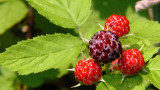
<box><xmin>27</xmin><ymin>6</ymin><xmax>34</xmax><ymax>39</ymax></box>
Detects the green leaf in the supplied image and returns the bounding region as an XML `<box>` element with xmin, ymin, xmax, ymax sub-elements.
<box><xmin>144</xmin><ymin>56</ymin><xmax>160</xmax><ymax>89</ymax></box>
<box><xmin>98</xmin><ymin>74</ymin><xmax>145</xmax><ymax>90</ymax></box>
<box><xmin>0</xmin><ymin>0</ymin><xmax>5</xmax><ymax>2</ymax></box>
<box><xmin>121</xmin><ymin>21</ymin><xmax>160</xmax><ymax>45</ymax></box>
<box><xmin>96</xmin><ymin>82</ymin><xmax>108</xmax><ymax>90</ymax></box>
<box><xmin>0</xmin><ymin>0</ymin><xmax>28</xmax><ymax>34</ymax></box>
<box><xmin>120</xmin><ymin>21</ymin><xmax>160</xmax><ymax>61</ymax></box>
<box><xmin>0</xmin><ymin>67</ymin><xmax>17</xmax><ymax>90</ymax></box>
<box><xmin>0</xmin><ymin>34</ymin><xmax>85</xmax><ymax>75</ymax></box>
<box><xmin>27</xmin><ymin>0</ymin><xmax>92</xmax><ymax>28</ymax></box>
<box><xmin>0</xmin><ymin>78</ymin><xmax>16</xmax><ymax>90</ymax></box>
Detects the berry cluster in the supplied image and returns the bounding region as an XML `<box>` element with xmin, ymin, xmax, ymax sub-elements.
<box><xmin>72</xmin><ymin>14</ymin><xmax>145</xmax><ymax>86</ymax></box>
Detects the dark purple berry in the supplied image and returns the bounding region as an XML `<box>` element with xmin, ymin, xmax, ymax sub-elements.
<box><xmin>89</xmin><ymin>30</ymin><xmax>122</xmax><ymax>62</ymax></box>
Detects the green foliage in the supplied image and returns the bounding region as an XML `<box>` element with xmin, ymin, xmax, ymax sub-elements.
<box><xmin>144</xmin><ymin>56</ymin><xmax>160</xmax><ymax>88</ymax></box>
<box><xmin>122</xmin><ymin>21</ymin><xmax>160</xmax><ymax>44</ymax></box>
<box><xmin>96</xmin><ymin>82</ymin><xmax>108</xmax><ymax>90</ymax></box>
<box><xmin>97</xmin><ymin>74</ymin><xmax>145</xmax><ymax>90</ymax></box>
<box><xmin>120</xmin><ymin>21</ymin><xmax>160</xmax><ymax>61</ymax></box>
<box><xmin>0</xmin><ymin>34</ymin><xmax>85</xmax><ymax>75</ymax></box>
<box><xmin>0</xmin><ymin>0</ymin><xmax>160</xmax><ymax>89</ymax></box>
<box><xmin>0</xmin><ymin>67</ymin><xmax>17</xmax><ymax>90</ymax></box>
<box><xmin>80</xmin><ymin>0</ymin><xmax>149</xmax><ymax>40</ymax></box>
<box><xmin>0</xmin><ymin>0</ymin><xmax>28</xmax><ymax>34</ymax></box>
<box><xmin>27</xmin><ymin>0</ymin><xmax>92</xmax><ymax>28</ymax></box>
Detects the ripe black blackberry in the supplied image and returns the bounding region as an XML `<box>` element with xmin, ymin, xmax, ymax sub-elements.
<box><xmin>89</xmin><ymin>30</ymin><xmax>122</xmax><ymax>63</ymax></box>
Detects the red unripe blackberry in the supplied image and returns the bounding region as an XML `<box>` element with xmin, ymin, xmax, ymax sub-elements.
<box><xmin>89</xmin><ymin>30</ymin><xmax>122</xmax><ymax>62</ymax></box>
<box><xmin>74</xmin><ymin>59</ymin><xmax>102</xmax><ymax>85</ymax></box>
<box><xmin>118</xmin><ymin>49</ymin><xmax>145</xmax><ymax>75</ymax></box>
<box><xmin>104</xmin><ymin>14</ymin><xmax>130</xmax><ymax>37</ymax></box>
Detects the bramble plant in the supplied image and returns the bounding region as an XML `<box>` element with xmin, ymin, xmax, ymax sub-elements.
<box><xmin>0</xmin><ymin>0</ymin><xmax>160</xmax><ymax>90</ymax></box>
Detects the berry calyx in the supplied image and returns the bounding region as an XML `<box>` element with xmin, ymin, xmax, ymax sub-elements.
<box><xmin>74</xmin><ymin>59</ymin><xmax>102</xmax><ymax>85</ymax></box>
<box><xmin>89</xmin><ymin>30</ymin><xmax>122</xmax><ymax>62</ymax></box>
<box><xmin>118</xmin><ymin>49</ymin><xmax>145</xmax><ymax>75</ymax></box>
<box><xmin>104</xmin><ymin>14</ymin><xmax>130</xmax><ymax>37</ymax></box>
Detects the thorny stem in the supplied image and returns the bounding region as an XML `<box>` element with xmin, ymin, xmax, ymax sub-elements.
<box><xmin>148</xmin><ymin>8</ymin><xmax>154</xmax><ymax>20</ymax></box>
<box><xmin>27</xmin><ymin>6</ymin><xmax>34</xmax><ymax>39</ymax></box>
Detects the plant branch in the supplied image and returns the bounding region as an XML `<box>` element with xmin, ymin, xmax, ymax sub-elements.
<box><xmin>148</xmin><ymin>8</ymin><xmax>154</xmax><ymax>20</ymax></box>
<box><xmin>27</xmin><ymin>6</ymin><xmax>34</xmax><ymax>39</ymax></box>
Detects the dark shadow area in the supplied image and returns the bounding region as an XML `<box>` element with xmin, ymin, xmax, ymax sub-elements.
<box><xmin>34</xmin><ymin>9</ymin><xmax>79</xmax><ymax>37</ymax></box>
<box><xmin>33</xmin><ymin>72</ymin><xmax>96</xmax><ymax>90</ymax></box>
<box><xmin>0</xmin><ymin>30</ymin><xmax>23</xmax><ymax>52</ymax></box>
<box><xmin>18</xmin><ymin>69</ymin><xmax>60</xmax><ymax>88</ymax></box>
<box><xmin>146</xmin><ymin>84</ymin><xmax>159</xmax><ymax>90</ymax></box>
